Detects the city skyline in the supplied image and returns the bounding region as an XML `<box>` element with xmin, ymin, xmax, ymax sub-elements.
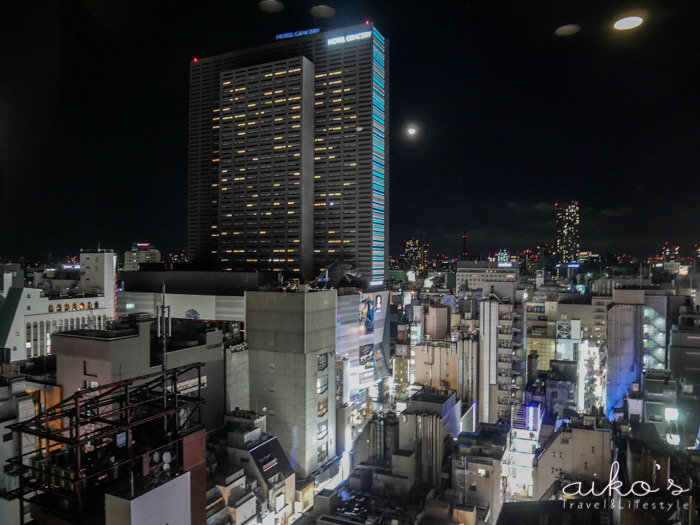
<box><xmin>2</xmin><ymin>1</ymin><xmax>700</xmax><ymax>260</ymax></box>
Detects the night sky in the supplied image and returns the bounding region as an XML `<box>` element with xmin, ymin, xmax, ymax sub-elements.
<box><xmin>2</xmin><ymin>1</ymin><xmax>699</xmax><ymax>261</ymax></box>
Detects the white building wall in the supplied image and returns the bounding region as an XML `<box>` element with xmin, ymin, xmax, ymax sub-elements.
<box><xmin>4</xmin><ymin>289</ymin><xmax>114</xmax><ymax>362</ymax></box>
<box><xmin>534</xmin><ymin>426</ymin><xmax>611</xmax><ymax>499</ymax></box>
<box><xmin>1</xmin><ymin>251</ymin><xmax>116</xmax><ymax>362</ymax></box>
<box><xmin>119</xmin><ymin>291</ymin><xmax>245</xmax><ymax>322</ymax></box>
<box><xmin>480</xmin><ymin>300</ymin><xmax>499</xmax><ymax>423</ymax></box>
<box><xmin>105</xmin><ymin>471</ymin><xmax>191</xmax><ymax>525</ymax></box>
<box><xmin>227</xmin><ymin>349</ymin><xmax>250</xmax><ymax>414</ymax></box>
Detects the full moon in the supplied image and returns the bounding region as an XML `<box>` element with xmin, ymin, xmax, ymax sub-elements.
<box><xmin>407</xmin><ymin>126</ymin><xmax>417</xmax><ymax>136</ymax></box>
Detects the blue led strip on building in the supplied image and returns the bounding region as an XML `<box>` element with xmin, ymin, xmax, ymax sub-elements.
<box><xmin>370</xmin><ymin>28</ymin><xmax>386</xmax><ymax>285</ymax></box>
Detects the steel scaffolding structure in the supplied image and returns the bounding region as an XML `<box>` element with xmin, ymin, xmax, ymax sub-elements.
<box><xmin>8</xmin><ymin>363</ymin><xmax>206</xmax><ymax>524</ymax></box>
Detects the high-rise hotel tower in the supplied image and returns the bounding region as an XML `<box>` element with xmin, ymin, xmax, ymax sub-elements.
<box><xmin>188</xmin><ymin>24</ymin><xmax>388</xmax><ymax>286</ymax></box>
<box><xmin>555</xmin><ymin>200</ymin><xmax>580</xmax><ymax>263</ymax></box>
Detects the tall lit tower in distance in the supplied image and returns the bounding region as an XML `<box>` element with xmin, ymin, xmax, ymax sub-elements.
<box><xmin>555</xmin><ymin>201</ymin><xmax>580</xmax><ymax>263</ymax></box>
<box><xmin>404</xmin><ymin>238</ymin><xmax>428</xmax><ymax>275</ymax></box>
<box><xmin>461</xmin><ymin>228</ymin><xmax>469</xmax><ymax>261</ymax></box>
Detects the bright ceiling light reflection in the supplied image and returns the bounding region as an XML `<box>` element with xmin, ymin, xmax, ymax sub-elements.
<box><xmin>554</xmin><ymin>24</ymin><xmax>581</xmax><ymax>37</ymax></box>
<box><xmin>259</xmin><ymin>0</ymin><xmax>284</xmax><ymax>13</ymax></box>
<box><xmin>310</xmin><ymin>5</ymin><xmax>335</xmax><ymax>18</ymax></box>
<box><xmin>614</xmin><ymin>16</ymin><xmax>643</xmax><ymax>30</ymax></box>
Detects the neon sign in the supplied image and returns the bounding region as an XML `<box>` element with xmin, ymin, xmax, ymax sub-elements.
<box><xmin>328</xmin><ymin>30</ymin><xmax>372</xmax><ymax>46</ymax></box>
<box><xmin>275</xmin><ymin>28</ymin><xmax>320</xmax><ymax>40</ymax></box>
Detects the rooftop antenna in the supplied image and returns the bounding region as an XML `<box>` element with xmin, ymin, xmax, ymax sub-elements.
<box><xmin>157</xmin><ymin>281</ymin><xmax>171</xmax><ymax>437</ymax></box>
<box><xmin>462</xmin><ymin>228</ymin><xmax>468</xmax><ymax>261</ymax></box>
<box><xmin>157</xmin><ymin>281</ymin><xmax>171</xmax><ymax>371</ymax></box>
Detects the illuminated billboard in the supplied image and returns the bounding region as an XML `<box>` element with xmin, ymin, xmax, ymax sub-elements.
<box><xmin>359</xmin><ymin>294</ymin><xmax>375</xmax><ymax>334</ymax></box>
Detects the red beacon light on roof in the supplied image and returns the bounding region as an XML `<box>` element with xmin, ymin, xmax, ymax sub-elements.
<box><xmin>193</xmin><ymin>57</ymin><xmax>199</xmax><ymax>63</ymax></box>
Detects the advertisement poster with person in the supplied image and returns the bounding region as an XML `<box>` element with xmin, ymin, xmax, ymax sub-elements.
<box><xmin>359</xmin><ymin>295</ymin><xmax>374</xmax><ymax>334</ymax></box>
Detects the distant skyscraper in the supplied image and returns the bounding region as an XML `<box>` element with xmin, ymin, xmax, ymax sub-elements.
<box><xmin>124</xmin><ymin>242</ymin><xmax>161</xmax><ymax>271</ymax></box>
<box><xmin>555</xmin><ymin>201</ymin><xmax>580</xmax><ymax>263</ymax></box>
<box><xmin>188</xmin><ymin>24</ymin><xmax>388</xmax><ymax>286</ymax></box>
<box><xmin>403</xmin><ymin>238</ymin><xmax>428</xmax><ymax>274</ymax></box>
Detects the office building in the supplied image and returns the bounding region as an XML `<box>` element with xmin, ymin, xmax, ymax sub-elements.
<box><xmin>245</xmin><ymin>290</ymin><xmax>337</xmax><ymax>479</ymax></box>
<box><xmin>533</xmin><ymin>416</ymin><xmax>611</xmax><ymax>500</ymax></box>
<box><xmin>606</xmin><ymin>288</ymin><xmax>687</xmax><ymax>416</ymax></box>
<box><xmin>123</xmin><ymin>242</ymin><xmax>161</xmax><ymax>271</ymax></box>
<box><xmin>455</xmin><ymin>261</ymin><xmax>518</xmax><ymax>292</ymax></box>
<box><xmin>479</xmin><ymin>282</ymin><xmax>524</xmax><ymax>423</ymax></box>
<box><xmin>188</xmin><ymin>24</ymin><xmax>388</xmax><ymax>286</ymax></box>
<box><xmin>0</xmin><ymin>250</ymin><xmax>116</xmax><ymax>362</ymax></box>
<box><xmin>502</xmin><ymin>403</ymin><xmax>544</xmax><ymax>501</ymax></box>
<box><xmin>118</xmin><ymin>269</ymin><xmax>390</xmax><ymax>432</ymax></box>
<box><xmin>450</xmin><ymin>426</ymin><xmax>507</xmax><ymax>524</ymax></box>
<box><xmin>52</xmin><ymin>316</ymin><xmax>226</xmax><ymax>432</ymax></box>
<box><xmin>669</xmin><ymin>313</ymin><xmax>700</xmax><ymax>447</ymax></box>
<box><xmin>554</xmin><ymin>201</ymin><xmax>580</xmax><ymax>264</ymax></box>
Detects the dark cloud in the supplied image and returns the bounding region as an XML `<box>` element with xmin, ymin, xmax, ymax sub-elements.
<box><xmin>532</xmin><ymin>202</ymin><xmax>555</xmax><ymax>213</ymax></box>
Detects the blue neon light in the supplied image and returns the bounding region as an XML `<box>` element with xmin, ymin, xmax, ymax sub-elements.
<box><xmin>276</xmin><ymin>28</ymin><xmax>320</xmax><ymax>40</ymax></box>
<box><xmin>372</xmin><ymin>34</ymin><xmax>386</xmax><ymax>276</ymax></box>
<box><xmin>373</xmin><ymin>29</ymin><xmax>385</xmax><ymax>44</ymax></box>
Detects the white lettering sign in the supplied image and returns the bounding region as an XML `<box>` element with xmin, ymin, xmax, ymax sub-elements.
<box><xmin>328</xmin><ymin>31</ymin><xmax>372</xmax><ymax>46</ymax></box>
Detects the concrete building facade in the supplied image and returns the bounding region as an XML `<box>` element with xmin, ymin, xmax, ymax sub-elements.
<box><xmin>123</xmin><ymin>242</ymin><xmax>161</xmax><ymax>271</ymax></box>
<box><xmin>456</xmin><ymin>262</ymin><xmax>518</xmax><ymax>292</ymax></box>
<box><xmin>52</xmin><ymin>318</ymin><xmax>226</xmax><ymax>432</ymax></box>
<box><xmin>245</xmin><ymin>290</ymin><xmax>337</xmax><ymax>478</ymax></box>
